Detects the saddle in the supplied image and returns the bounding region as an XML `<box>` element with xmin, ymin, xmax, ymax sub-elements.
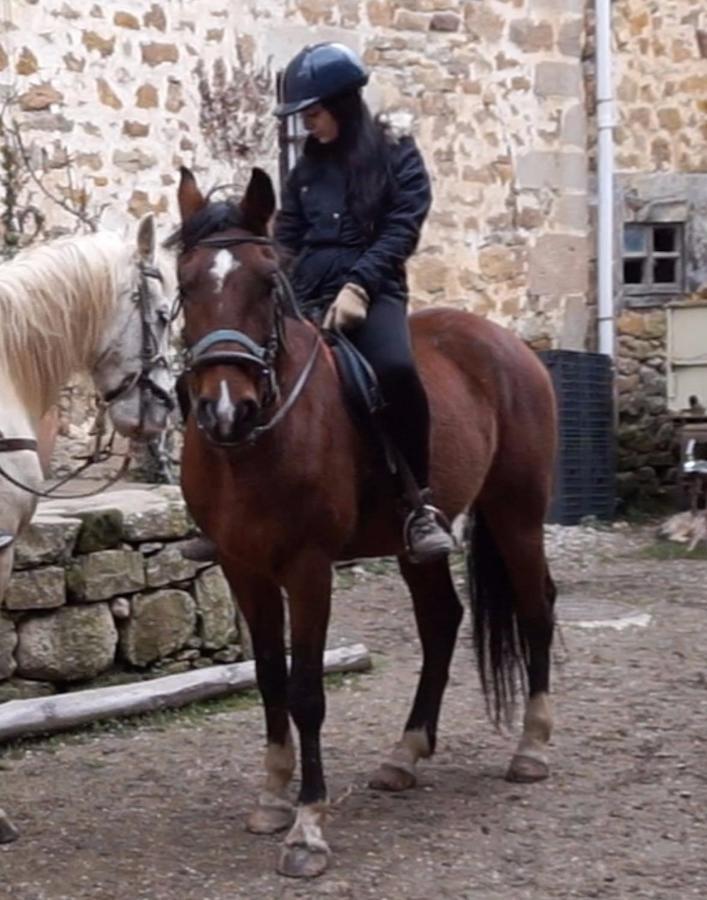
<box><xmin>325</xmin><ymin>330</ymin><xmax>384</xmax><ymax>427</ymax></box>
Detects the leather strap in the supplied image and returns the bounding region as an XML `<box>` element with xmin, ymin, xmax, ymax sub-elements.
<box><xmin>0</xmin><ymin>437</ymin><xmax>38</xmax><ymax>453</ymax></box>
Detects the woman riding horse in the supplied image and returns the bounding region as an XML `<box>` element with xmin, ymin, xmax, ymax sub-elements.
<box><xmin>274</xmin><ymin>42</ymin><xmax>453</xmax><ymax>563</ymax></box>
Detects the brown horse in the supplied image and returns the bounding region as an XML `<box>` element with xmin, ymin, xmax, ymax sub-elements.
<box><xmin>172</xmin><ymin>167</ymin><xmax>557</xmax><ymax>878</ymax></box>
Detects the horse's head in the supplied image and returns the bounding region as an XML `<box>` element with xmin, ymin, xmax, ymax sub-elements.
<box><xmin>92</xmin><ymin>215</ymin><xmax>175</xmax><ymax>439</ymax></box>
<box><xmin>172</xmin><ymin>166</ymin><xmax>281</xmax><ymax>445</ymax></box>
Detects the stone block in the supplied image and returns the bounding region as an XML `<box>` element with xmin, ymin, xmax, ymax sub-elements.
<box><xmin>114</xmin><ymin>11</ymin><xmax>139</xmax><ymax>29</ymax></box>
<box><xmin>16</xmin><ymin>604</ymin><xmax>117</xmax><ymax>682</ymax></box>
<box><xmin>145</xmin><ymin>545</ymin><xmax>200</xmax><ymax>588</ymax></box>
<box><xmin>68</xmin><ymin>549</ymin><xmax>145</xmax><ymax>602</ymax></box>
<box><xmin>0</xmin><ymin>613</ymin><xmax>17</xmax><ymax>680</ymax></box>
<box><xmin>509</xmin><ymin>19</ymin><xmax>553</xmax><ymax>53</ymax></box>
<box><xmin>194</xmin><ymin>567</ymin><xmax>237</xmax><ymax>648</ymax></box>
<box><xmin>4</xmin><ymin>567</ymin><xmax>65</xmax><ymax>611</ymax></box>
<box><xmin>119</xmin><ymin>590</ymin><xmax>197</xmax><ymax>666</ymax></box>
<box><xmin>394</xmin><ymin>9</ymin><xmax>429</xmax><ymax>31</ymax></box>
<box><xmin>16</xmin><ymin>47</ymin><xmax>38</xmax><ymax>75</ymax></box>
<box><xmin>0</xmin><ymin>677</ymin><xmax>56</xmax><ymax>701</ymax></box>
<box><xmin>121</xmin><ymin>487</ymin><xmax>193</xmax><ymax>541</ymax></box>
<box><xmin>74</xmin><ymin>508</ymin><xmax>124</xmax><ymax>554</ymax></box>
<box><xmin>528</xmin><ymin>234</ymin><xmax>589</xmax><ymax>295</ymax></box>
<box><xmin>555</xmin><ymin>193</ymin><xmax>588</xmax><ymax>230</ymax></box>
<box><xmin>13</xmin><ymin>514</ymin><xmax>81</xmax><ymax>570</ymax></box>
<box><xmin>113</xmin><ymin>148</ymin><xmax>157</xmax><ymax>172</ymax></box>
<box><xmin>136</xmin><ymin>83</ymin><xmax>158</xmax><ymax>108</ymax></box>
<box><xmin>559</xmin><ymin>294</ymin><xmax>590</xmax><ymax>350</ymax></box>
<box><xmin>141</xmin><ymin>41</ymin><xmax>179</xmax><ymax>66</ymax></box>
<box><xmin>97</xmin><ymin>77</ymin><xmax>122</xmax><ymax>109</ymax></box>
<box><xmin>64</xmin><ymin>52</ymin><xmax>85</xmax><ymax>72</ymax></box>
<box><xmin>478</xmin><ymin>244</ymin><xmax>525</xmax><ymax>282</ymax></box>
<box><xmin>464</xmin><ymin>4</ymin><xmax>505</xmax><ymax>42</ymax></box>
<box><xmin>558</xmin><ymin>18</ymin><xmax>583</xmax><ymax>57</ymax></box>
<box><xmin>517</xmin><ymin>151</ymin><xmax>587</xmax><ymax>191</ymax></box>
<box><xmin>430</xmin><ymin>12</ymin><xmax>460</xmax><ymax>32</ymax></box>
<box><xmin>19</xmin><ymin>84</ymin><xmax>63</xmax><ymax>111</ymax></box>
<box><xmin>534</xmin><ymin>61</ymin><xmax>582</xmax><ymax>98</ymax></box>
<box><xmin>144</xmin><ymin>3</ymin><xmax>167</xmax><ymax>31</ymax></box>
<box><xmin>82</xmin><ymin>30</ymin><xmax>115</xmax><ymax>57</ymax></box>
<box><xmin>561</xmin><ymin>104</ymin><xmax>586</xmax><ymax>147</ymax></box>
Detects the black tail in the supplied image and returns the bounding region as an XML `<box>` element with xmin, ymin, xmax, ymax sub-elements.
<box><xmin>467</xmin><ymin>509</ymin><xmax>528</xmax><ymax>726</ymax></box>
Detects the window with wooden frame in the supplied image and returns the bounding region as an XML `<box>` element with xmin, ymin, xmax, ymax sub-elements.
<box><xmin>622</xmin><ymin>222</ymin><xmax>685</xmax><ymax>300</ymax></box>
<box><xmin>276</xmin><ymin>72</ymin><xmax>307</xmax><ymax>188</ymax></box>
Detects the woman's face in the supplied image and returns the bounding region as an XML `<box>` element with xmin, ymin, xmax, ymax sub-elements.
<box><xmin>301</xmin><ymin>104</ymin><xmax>339</xmax><ymax>144</ymax></box>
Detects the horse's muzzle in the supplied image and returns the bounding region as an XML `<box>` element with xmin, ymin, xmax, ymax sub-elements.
<box><xmin>196</xmin><ymin>395</ymin><xmax>261</xmax><ymax>446</ymax></box>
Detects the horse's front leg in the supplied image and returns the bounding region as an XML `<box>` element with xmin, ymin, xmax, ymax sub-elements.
<box><xmin>278</xmin><ymin>551</ymin><xmax>333</xmax><ymax>879</ymax></box>
<box><xmin>221</xmin><ymin>566</ymin><xmax>295</xmax><ymax>835</ymax></box>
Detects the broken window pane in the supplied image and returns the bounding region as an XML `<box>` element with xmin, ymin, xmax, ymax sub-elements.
<box><xmin>653</xmin><ymin>226</ymin><xmax>677</xmax><ymax>253</ymax></box>
<box><xmin>654</xmin><ymin>258</ymin><xmax>677</xmax><ymax>284</ymax></box>
<box><xmin>624</xmin><ymin>258</ymin><xmax>645</xmax><ymax>284</ymax></box>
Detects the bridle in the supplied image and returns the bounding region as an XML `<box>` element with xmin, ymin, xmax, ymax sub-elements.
<box><xmin>99</xmin><ymin>260</ymin><xmax>175</xmax><ymax>416</ymax></box>
<box><xmin>182</xmin><ymin>233</ymin><xmax>321</xmax><ymax>448</ymax></box>
<box><xmin>0</xmin><ymin>259</ymin><xmax>175</xmax><ymax>500</ymax></box>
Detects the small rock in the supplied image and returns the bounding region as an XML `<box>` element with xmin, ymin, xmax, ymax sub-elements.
<box><xmin>110</xmin><ymin>597</ymin><xmax>131</xmax><ymax>620</ymax></box>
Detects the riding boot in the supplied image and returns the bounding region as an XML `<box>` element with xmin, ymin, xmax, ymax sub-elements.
<box><xmin>403</xmin><ymin>487</ymin><xmax>455</xmax><ymax>564</ymax></box>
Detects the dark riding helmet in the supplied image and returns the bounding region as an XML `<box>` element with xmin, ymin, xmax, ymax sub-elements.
<box><xmin>274</xmin><ymin>43</ymin><xmax>369</xmax><ymax>118</ymax></box>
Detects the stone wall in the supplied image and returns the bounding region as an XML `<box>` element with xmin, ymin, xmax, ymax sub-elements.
<box><xmin>612</xmin><ymin>0</ymin><xmax>707</xmax><ymax>174</ymax></box>
<box><xmin>1</xmin><ymin>0</ymin><xmax>591</xmax><ymax>345</ymax></box>
<box><xmin>606</xmin><ymin>2</ymin><xmax>707</xmax><ymax>504</ymax></box>
<box><xmin>0</xmin><ymin>487</ymin><xmax>241</xmax><ymax>699</ymax></box>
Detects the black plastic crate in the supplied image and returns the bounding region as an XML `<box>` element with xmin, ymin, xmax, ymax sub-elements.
<box><xmin>538</xmin><ymin>350</ymin><xmax>616</xmax><ymax>525</ymax></box>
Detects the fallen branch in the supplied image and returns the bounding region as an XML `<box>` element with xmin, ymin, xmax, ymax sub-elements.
<box><xmin>0</xmin><ymin>643</ymin><xmax>371</xmax><ymax>744</ymax></box>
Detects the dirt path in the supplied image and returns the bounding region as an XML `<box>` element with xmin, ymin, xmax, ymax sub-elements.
<box><xmin>1</xmin><ymin>523</ymin><xmax>706</xmax><ymax>900</ymax></box>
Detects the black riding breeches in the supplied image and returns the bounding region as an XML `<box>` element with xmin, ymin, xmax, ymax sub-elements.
<box><xmin>349</xmin><ymin>296</ymin><xmax>430</xmax><ymax>489</ymax></box>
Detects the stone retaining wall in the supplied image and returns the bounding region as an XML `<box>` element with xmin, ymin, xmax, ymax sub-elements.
<box><xmin>0</xmin><ymin>487</ymin><xmax>241</xmax><ymax>700</ymax></box>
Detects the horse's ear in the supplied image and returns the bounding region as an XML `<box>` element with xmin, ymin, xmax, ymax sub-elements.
<box><xmin>137</xmin><ymin>213</ymin><xmax>156</xmax><ymax>262</ymax></box>
<box><xmin>178</xmin><ymin>166</ymin><xmax>206</xmax><ymax>222</ymax></box>
<box><xmin>240</xmin><ymin>167</ymin><xmax>276</xmax><ymax>234</ymax></box>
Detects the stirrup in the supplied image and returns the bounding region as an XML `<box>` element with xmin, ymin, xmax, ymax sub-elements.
<box><xmin>403</xmin><ymin>503</ymin><xmax>455</xmax><ymax>564</ymax></box>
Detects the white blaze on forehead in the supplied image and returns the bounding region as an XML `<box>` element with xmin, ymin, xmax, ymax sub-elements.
<box><xmin>210</xmin><ymin>249</ymin><xmax>240</xmax><ymax>293</ymax></box>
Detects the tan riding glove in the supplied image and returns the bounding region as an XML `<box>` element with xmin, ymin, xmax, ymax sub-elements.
<box><xmin>322</xmin><ymin>282</ymin><xmax>369</xmax><ymax>331</ymax></box>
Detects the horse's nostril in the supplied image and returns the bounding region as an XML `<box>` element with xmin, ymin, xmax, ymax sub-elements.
<box><xmin>237</xmin><ymin>398</ymin><xmax>260</xmax><ymax>425</ymax></box>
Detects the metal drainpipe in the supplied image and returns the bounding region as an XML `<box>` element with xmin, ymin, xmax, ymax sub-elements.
<box><xmin>595</xmin><ymin>0</ymin><xmax>615</xmax><ymax>358</ymax></box>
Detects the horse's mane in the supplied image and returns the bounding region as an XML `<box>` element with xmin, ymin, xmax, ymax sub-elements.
<box><xmin>0</xmin><ymin>231</ymin><xmax>129</xmax><ymax>411</ymax></box>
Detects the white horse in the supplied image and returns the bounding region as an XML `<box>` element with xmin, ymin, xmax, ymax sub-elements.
<box><xmin>0</xmin><ymin>215</ymin><xmax>174</xmax><ymax>598</ymax></box>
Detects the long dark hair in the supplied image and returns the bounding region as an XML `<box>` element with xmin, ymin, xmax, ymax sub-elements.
<box><xmin>305</xmin><ymin>90</ymin><xmax>393</xmax><ymax>234</ymax></box>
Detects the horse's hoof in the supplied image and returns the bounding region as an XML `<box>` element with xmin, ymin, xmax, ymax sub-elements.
<box><xmin>369</xmin><ymin>763</ymin><xmax>417</xmax><ymax>792</ymax></box>
<box><xmin>505</xmin><ymin>754</ymin><xmax>549</xmax><ymax>783</ymax></box>
<box><xmin>277</xmin><ymin>843</ymin><xmax>330</xmax><ymax>879</ymax></box>
<box><xmin>0</xmin><ymin>810</ymin><xmax>19</xmax><ymax>844</ymax></box>
<box><xmin>247</xmin><ymin>804</ymin><xmax>295</xmax><ymax>835</ymax></box>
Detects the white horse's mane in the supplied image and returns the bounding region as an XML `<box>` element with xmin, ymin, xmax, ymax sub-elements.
<box><xmin>0</xmin><ymin>231</ymin><xmax>132</xmax><ymax>411</ymax></box>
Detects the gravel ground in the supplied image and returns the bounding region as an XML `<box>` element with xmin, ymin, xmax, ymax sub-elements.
<box><xmin>1</xmin><ymin>521</ymin><xmax>706</xmax><ymax>900</ymax></box>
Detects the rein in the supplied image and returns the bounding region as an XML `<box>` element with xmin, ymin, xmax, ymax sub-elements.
<box><xmin>0</xmin><ymin>261</ymin><xmax>173</xmax><ymax>500</ymax></box>
<box><xmin>183</xmin><ymin>234</ymin><xmax>321</xmax><ymax>448</ymax></box>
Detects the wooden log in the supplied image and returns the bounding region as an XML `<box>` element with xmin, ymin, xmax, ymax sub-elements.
<box><xmin>0</xmin><ymin>643</ymin><xmax>371</xmax><ymax>744</ymax></box>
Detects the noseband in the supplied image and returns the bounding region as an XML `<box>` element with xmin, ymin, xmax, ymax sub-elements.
<box><xmin>182</xmin><ymin>234</ymin><xmax>321</xmax><ymax>448</ymax></box>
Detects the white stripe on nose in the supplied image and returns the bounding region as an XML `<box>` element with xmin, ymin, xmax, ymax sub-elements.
<box><xmin>210</xmin><ymin>249</ymin><xmax>240</xmax><ymax>293</ymax></box>
<box><xmin>215</xmin><ymin>380</ymin><xmax>235</xmax><ymax>433</ymax></box>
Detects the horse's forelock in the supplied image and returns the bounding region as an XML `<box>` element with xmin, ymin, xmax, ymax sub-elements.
<box><xmin>164</xmin><ymin>200</ymin><xmax>244</xmax><ymax>252</ymax></box>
